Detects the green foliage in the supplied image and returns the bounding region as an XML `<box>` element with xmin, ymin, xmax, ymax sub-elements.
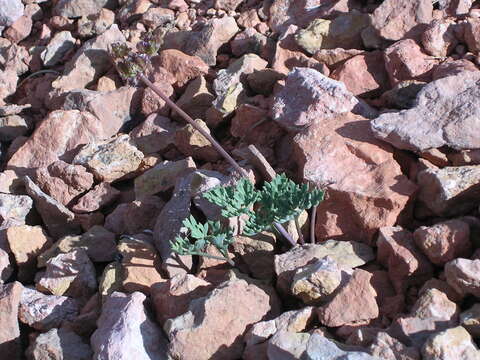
<box><xmin>171</xmin><ymin>174</ymin><xmax>324</xmax><ymax>263</ymax></box>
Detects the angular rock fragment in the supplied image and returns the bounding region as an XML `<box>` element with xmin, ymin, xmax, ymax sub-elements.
<box><xmin>71</xmin><ymin>182</ymin><xmax>120</xmax><ymax>213</ymax></box>
<box><xmin>0</xmin><ymin>282</ymin><xmax>23</xmax><ymax>359</ymax></box>
<box><xmin>130</xmin><ymin>114</ymin><xmax>178</xmax><ymax>154</ymax></box>
<box><xmin>0</xmin><ymin>193</ymin><xmax>32</xmax><ymax>230</ymax></box>
<box><xmin>421</xmin><ymin>326</ymin><xmax>480</xmax><ymax>360</ymax></box>
<box><xmin>40</xmin><ymin>30</ymin><xmax>75</xmax><ymax>67</ymax></box>
<box><xmin>461</xmin><ymin>304</ymin><xmax>480</xmax><ymax>338</ymax></box>
<box><xmin>445</xmin><ymin>258</ymin><xmax>480</xmax><ymax>298</ymax></box>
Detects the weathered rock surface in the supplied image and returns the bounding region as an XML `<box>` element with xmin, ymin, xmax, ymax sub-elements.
<box><xmin>0</xmin><ymin>193</ymin><xmax>32</xmax><ymax>230</ymax></box>
<box><xmin>422</xmin><ymin>326</ymin><xmax>480</xmax><ymax>360</ymax></box>
<box><xmin>0</xmin><ymin>281</ymin><xmax>23</xmax><ymax>359</ymax></box>
<box><xmin>445</xmin><ymin>258</ymin><xmax>480</xmax><ymax>298</ymax></box>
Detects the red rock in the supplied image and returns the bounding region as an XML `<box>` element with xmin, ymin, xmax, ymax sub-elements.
<box><xmin>7</xmin><ymin>110</ymin><xmax>106</xmax><ymax>176</ymax></box>
<box><xmin>317</xmin><ymin>269</ymin><xmax>379</xmax><ymax>327</ymax></box>
<box><xmin>384</xmin><ymin>39</ymin><xmax>438</xmax><ymax>86</ymax></box>
<box><xmin>34</xmin><ymin>160</ymin><xmax>94</xmax><ymax>206</ymax></box>
<box><xmin>293</xmin><ymin>113</ymin><xmax>416</xmax><ymax>245</ymax></box>
<box><xmin>153</xmin><ymin>49</ymin><xmax>209</xmax><ymax>88</ymax></box>
<box><xmin>369</xmin><ymin>270</ymin><xmax>404</xmax><ymax>317</ymax></box>
<box><xmin>331</xmin><ymin>51</ymin><xmax>390</xmax><ymax>98</ymax></box>
<box><xmin>151</xmin><ymin>274</ymin><xmax>212</xmax><ymax>325</ymax></box>
<box><xmin>237</xmin><ymin>8</ymin><xmax>261</xmax><ymax>28</ymax></box>
<box><xmin>72</xmin><ymin>182</ymin><xmax>120</xmax><ymax>213</ymax></box>
<box><xmin>445</xmin><ymin>258</ymin><xmax>480</xmax><ymax>298</ymax></box>
<box><xmin>140</xmin><ymin>81</ymin><xmax>175</xmax><ymax>117</ymax></box>
<box><xmin>0</xmin><ymin>282</ymin><xmax>23</xmax><ymax>359</ymax></box>
<box><xmin>421</xmin><ymin>18</ymin><xmax>458</xmax><ymax>57</ymax></box>
<box><xmin>377</xmin><ymin>226</ymin><xmax>433</xmax><ymax>294</ymax></box>
<box><xmin>413</xmin><ymin>219</ymin><xmax>471</xmax><ymax>265</ymax></box>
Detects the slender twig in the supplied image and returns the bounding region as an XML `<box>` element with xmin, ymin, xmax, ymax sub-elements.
<box><xmin>18</xmin><ymin>70</ymin><xmax>61</xmax><ymax>88</ymax></box>
<box><xmin>310</xmin><ymin>205</ymin><xmax>317</xmax><ymax>244</ymax></box>
<box><xmin>137</xmin><ymin>72</ymin><xmax>297</xmax><ymax>247</ymax></box>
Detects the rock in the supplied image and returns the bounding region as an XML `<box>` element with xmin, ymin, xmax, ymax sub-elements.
<box><xmin>215</xmin><ymin>0</ymin><xmax>243</xmax><ymax>11</ymax></box>
<box><xmin>0</xmin><ymin>0</ymin><xmax>23</xmax><ymax>28</ymax></box>
<box><xmin>368</xmin><ymin>331</ymin><xmax>420</xmax><ymax>360</ymax></box>
<box><xmin>91</xmin><ymin>292</ymin><xmax>168</xmax><ymax>360</ymax></box>
<box><xmin>36</xmin><ymin>248</ymin><xmax>97</xmax><ymax>303</ymax></box>
<box><xmin>445</xmin><ymin>258</ymin><xmax>480</xmax><ymax>298</ymax></box>
<box><xmin>464</xmin><ymin>17</ymin><xmax>480</xmax><ymax>53</ymax></box>
<box><xmin>0</xmin><ymin>282</ymin><xmax>22</xmax><ymax>359</ymax></box>
<box><xmin>60</xmin><ymin>87</ymin><xmax>141</xmax><ymax>136</ymax></box>
<box><xmin>134</xmin><ymin>157</ymin><xmax>196</xmax><ymax>199</ymax></box>
<box><xmin>7</xmin><ymin>110</ymin><xmax>106</xmax><ymax>176</ymax></box>
<box><xmin>18</xmin><ymin>287</ymin><xmax>79</xmax><ymax>331</ymax></box>
<box><xmin>422</xmin><ymin>326</ymin><xmax>480</xmax><ymax>360</ymax></box>
<box><xmin>370</xmin><ymin>0</ymin><xmax>433</xmax><ymax>41</ymax></box>
<box><xmin>104</xmin><ymin>196</ymin><xmax>164</xmax><ymax>234</ymax></box>
<box><xmin>0</xmin><ymin>193</ymin><xmax>32</xmax><ymax>230</ymax></box>
<box><xmin>34</xmin><ymin>160</ymin><xmax>94</xmax><ymax>206</ymax></box>
<box><xmin>291</xmin><ymin>256</ymin><xmax>346</xmax><ymax>305</ymax></box>
<box><xmin>371</xmin><ymin>71</ymin><xmax>480</xmax><ymax>152</ymax></box>
<box><xmin>421</xmin><ymin>19</ymin><xmax>458</xmax><ymax>57</ymax></box>
<box><xmin>153</xmin><ymin>172</ymin><xmax>195</xmax><ymax>277</ymax></box>
<box><xmin>0</xmin><ymin>114</ymin><xmax>30</xmax><ymax>141</ymax></box>
<box><xmin>0</xmin><ymin>248</ymin><xmax>12</xmax><ymax>283</ymax></box>
<box><xmin>52</xmin><ymin>25</ymin><xmax>125</xmax><ymax>91</ymax></box>
<box><xmin>439</xmin><ymin>0</ymin><xmax>474</xmax><ymax>15</ymax></box>
<box><xmin>461</xmin><ymin>304</ymin><xmax>480</xmax><ymax>338</ymax></box>
<box><xmin>317</xmin><ymin>269</ymin><xmax>378</xmax><ymax>327</ymax></box>
<box><xmin>71</xmin><ymin>182</ymin><xmax>120</xmax><ymax>213</ymax></box>
<box><xmin>274</xmin><ymin>240</ymin><xmax>374</xmax><ymax>295</ymax></box>
<box><xmin>376</xmin><ymin>226</ymin><xmax>434</xmax><ymax>294</ymax></box>
<box><xmin>73</xmin><ymin>134</ymin><xmax>143</xmax><ymax>183</ymax></box>
<box><xmin>140</xmin><ymin>80</ymin><xmax>174</xmax><ymax>117</ymax></box>
<box><xmin>384</xmin><ymin>39</ymin><xmax>437</xmax><ymax>86</ymax></box>
<box><xmin>154</xmin><ymin>49</ymin><xmax>209</xmax><ymax>88</ymax></box>
<box><xmin>271</xmin><ymin>68</ymin><xmax>361</xmax><ymax>131</ymax></box>
<box><xmin>432</xmin><ymin>59</ymin><xmax>479</xmax><ymax>80</ymax></box>
<box><xmin>151</xmin><ymin>273</ymin><xmax>212</xmax><ymax>325</ymax></box>
<box><xmin>24</xmin><ymin>176</ymin><xmax>79</xmax><ymax>238</ymax></box>
<box><xmin>295</xmin><ymin>12</ymin><xmax>369</xmax><ymax>54</ymax></box>
<box><xmin>206</xmin><ymin>81</ymin><xmax>246</xmax><ymax>127</ymax></box>
<box><xmin>174</xmin><ymin>76</ymin><xmax>215</xmax><ymax>122</ymax></box>
<box><xmin>117</xmin><ymin>234</ymin><xmax>165</xmax><ymax>295</ymax></box>
<box><xmin>230</xmin><ymin>28</ymin><xmax>275</xmax><ymax>59</ymax></box>
<box><xmin>4</xmin><ymin>13</ymin><xmax>32</xmax><ymax>43</ymax></box>
<box><xmin>40</xmin><ymin>30</ymin><xmax>75</xmax><ymax>67</ymax></box>
<box><xmin>116</xmin><ymin>0</ymin><xmax>151</xmax><ymax>23</ymax></box>
<box><xmin>5</xmin><ymin>225</ymin><xmax>52</xmax><ymax>282</ymax></box>
<box><xmin>26</xmin><ymin>327</ymin><xmax>92</xmax><ymax>360</ymax></box>
<box><xmin>411</xmin><ymin>289</ymin><xmax>459</xmax><ymax>322</ymax></box>
<box><xmin>175</xmin><ymin>119</ymin><xmax>222</xmax><ymax>162</ymax></box>
<box><xmin>419</xmin><ymin>278</ymin><xmax>463</xmax><ymax>303</ymax></box>
<box><xmin>141</xmin><ymin>7</ymin><xmax>174</xmax><ymax>29</ymax></box>
<box><xmin>80</xmin><ymin>226</ymin><xmax>117</xmax><ymax>262</ymax></box>
<box><xmin>165</xmin><ymin>278</ymin><xmax>280</xmax><ymax>360</ymax></box>
<box><xmin>293</xmin><ymin>112</ymin><xmax>416</xmax><ymax>244</ymax></box>
<box><xmin>130</xmin><ymin>114</ymin><xmax>178</xmax><ymax>154</ymax></box>
<box><xmin>247</xmin><ymin>69</ymin><xmax>285</xmax><ymax>96</ymax></box>
<box><xmin>330</xmin><ymin>51</ymin><xmax>389</xmax><ymax>98</ymax></box>
<box><xmin>413</xmin><ymin>220</ymin><xmax>471</xmax><ymax>265</ymax></box>
<box><xmin>379</xmin><ymin>80</ymin><xmax>425</xmax><ymax>110</ymax></box>
<box><xmin>417</xmin><ymin>166</ymin><xmax>480</xmax><ymax>217</ymax></box>
<box><xmin>99</xmin><ymin>262</ymin><xmax>122</xmax><ymax>298</ymax></box>
<box><xmin>76</xmin><ymin>8</ymin><xmax>115</xmax><ymax>38</ymax></box>
<box><xmin>54</xmin><ymin>0</ymin><xmax>109</xmax><ymax>18</ymax></box>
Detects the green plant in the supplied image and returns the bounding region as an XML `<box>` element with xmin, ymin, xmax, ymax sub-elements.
<box><xmin>171</xmin><ymin>175</ymin><xmax>324</xmax><ymax>265</ymax></box>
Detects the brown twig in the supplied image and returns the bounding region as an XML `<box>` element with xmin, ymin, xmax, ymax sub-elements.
<box><xmin>310</xmin><ymin>205</ymin><xmax>317</xmax><ymax>244</ymax></box>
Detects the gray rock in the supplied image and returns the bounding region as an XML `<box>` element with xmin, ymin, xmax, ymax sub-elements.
<box><xmin>0</xmin><ymin>193</ymin><xmax>32</xmax><ymax>230</ymax></box>
<box><xmin>41</xmin><ymin>31</ymin><xmax>75</xmax><ymax>67</ymax></box>
<box><xmin>54</xmin><ymin>0</ymin><xmax>109</xmax><ymax>18</ymax></box>
<box><xmin>0</xmin><ymin>0</ymin><xmax>24</xmax><ymax>27</ymax></box>
<box><xmin>445</xmin><ymin>258</ymin><xmax>480</xmax><ymax>298</ymax></box>
<box><xmin>371</xmin><ymin>71</ymin><xmax>480</xmax><ymax>152</ymax></box>
<box><xmin>91</xmin><ymin>291</ymin><xmax>168</xmax><ymax>360</ymax></box>
<box><xmin>421</xmin><ymin>326</ymin><xmax>480</xmax><ymax>360</ymax></box>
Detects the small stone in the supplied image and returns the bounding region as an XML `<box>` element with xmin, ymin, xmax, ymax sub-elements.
<box><xmin>0</xmin><ymin>282</ymin><xmax>23</xmax><ymax>359</ymax></box>
<box><xmin>173</xmin><ymin>76</ymin><xmax>215</xmax><ymax>122</ymax></box>
<box><xmin>19</xmin><ymin>287</ymin><xmax>79</xmax><ymax>331</ymax></box>
<box><xmin>247</xmin><ymin>69</ymin><xmax>285</xmax><ymax>96</ymax></box>
<box><xmin>230</xmin><ymin>27</ymin><xmax>275</xmax><ymax>59</ymax></box>
<box><xmin>99</xmin><ymin>262</ymin><xmax>122</xmax><ymax>299</ymax></box>
<box><xmin>134</xmin><ymin>157</ymin><xmax>196</xmax><ymax>199</ymax></box>
<box><xmin>141</xmin><ymin>7</ymin><xmax>174</xmax><ymax>28</ymax></box>
<box><xmin>5</xmin><ymin>225</ymin><xmax>52</xmax><ymax>282</ymax></box>
<box><xmin>422</xmin><ymin>326</ymin><xmax>480</xmax><ymax>360</ymax></box>
<box><xmin>54</xmin><ymin>0</ymin><xmax>109</xmax><ymax>18</ymax></box>
<box><xmin>313</xmin><ymin>48</ymin><xmax>365</xmax><ymax>67</ymax></box>
<box><xmin>413</xmin><ymin>219</ymin><xmax>471</xmax><ymax>265</ymax></box>
<box><xmin>0</xmin><ymin>193</ymin><xmax>32</xmax><ymax>230</ymax></box>
<box><xmin>130</xmin><ymin>114</ymin><xmax>178</xmax><ymax>154</ymax></box>
<box><xmin>76</xmin><ymin>8</ymin><xmax>115</xmax><ymax>38</ymax></box>
<box><xmin>420</xmin><ymin>278</ymin><xmax>463</xmax><ymax>303</ymax></box>
<box><xmin>140</xmin><ymin>80</ymin><xmax>174</xmax><ymax>117</ymax></box>
<box><xmin>445</xmin><ymin>258</ymin><xmax>480</xmax><ymax>298</ymax></box>
<box><xmin>26</xmin><ymin>327</ymin><xmax>93</xmax><ymax>360</ymax></box>
<box><xmin>411</xmin><ymin>288</ymin><xmax>459</xmax><ymax>321</ymax></box>
<box><xmin>36</xmin><ymin>248</ymin><xmax>97</xmax><ymax>303</ymax></box>
<box><xmin>421</xmin><ymin>18</ymin><xmax>458</xmax><ymax>57</ymax></box>
<box><xmin>91</xmin><ymin>292</ymin><xmax>168</xmax><ymax>359</ymax></box>
<box><xmin>460</xmin><ymin>304</ymin><xmax>480</xmax><ymax>338</ymax></box>
<box><xmin>0</xmin><ymin>114</ymin><xmax>30</xmax><ymax>141</ymax></box>
<box><xmin>175</xmin><ymin>119</ymin><xmax>222</xmax><ymax>162</ymax></box>
<box><xmin>71</xmin><ymin>182</ymin><xmax>120</xmax><ymax>213</ymax></box>
<box><xmin>40</xmin><ymin>30</ymin><xmax>75</xmax><ymax>67</ymax></box>
<box><xmin>368</xmin><ymin>331</ymin><xmax>421</xmax><ymax>360</ymax></box>
<box><xmin>73</xmin><ymin>134</ymin><xmax>144</xmax><ymax>183</ymax></box>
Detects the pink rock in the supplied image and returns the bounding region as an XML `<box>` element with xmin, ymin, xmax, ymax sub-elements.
<box><xmin>4</xmin><ymin>15</ymin><xmax>32</xmax><ymax>43</ymax></box>
<box><xmin>293</xmin><ymin>113</ymin><xmax>416</xmax><ymax>244</ymax></box>
<box><xmin>0</xmin><ymin>282</ymin><xmax>23</xmax><ymax>359</ymax></box>
<box><xmin>5</xmin><ymin>225</ymin><xmax>52</xmax><ymax>283</ymax></box>
<box><xmin>368</xmin><ymin>331</ymin><xmax>421</xmax><ymax>360</ymax></box>
<box><xmin>141</xmin><ymin>7</ymin><xmax>174</xmax><ymax>29</ymax></box>
<box><xmin>173</xmin><ymin>76</ymin><xmax>215</xmax><ymax>122</ymax></box>
<box><xmin>91</xmin><ymin>292</ymin><xmax>168</xmax><ymax>359</ymax></box>
<box><xmin>34</xmin><ymin>160</ymin><xmax>94</xmax><ymax>206</ymax></box>
<box><xmin>237</xmin><ymin>9</ymin><xmax>262</xmax><ymax>29</ymax></box>
<box><xmin>464</xmin><ymin>17</ymin><xmax>480</xmax><ymax>53</ymax></box>
<box><xmin>330</xmin><ymin>51</ymin><xmax>390</xmax><ymax>98</ymax></box>
<box><xmin>72</xmin><ymin>182</ymin><xmax>120</xmax><ymax>213</ymax></box>
<box><xmin>419</xmin><ymin>278</ymin><xmax>463</xmax><ymax>303</ymax></box>
<box><xmin>18</xmin><ymin>287</ymin><xmax>79</xmax><ymax>331</ymax></box>
<box><xmin>0</xmin><ymin>193</ymin><xmax>32</xmax><ymax>230</ymax></box>
<box><xmin>432</xmin><ymin>59</ymin><xmax>479</xmax><ymax>80</ymax></box>
<box><xmin>151</xmin><ymin>273</ymin><xmax>213</xmax><ymax>325</ymax></box>
<box><xmin>421</xmin><ymin>19</ymin><xmax>458</xmax><ymax>57</ymax></box>
<box><xmin>377</xmin><ymin>226</ymin><xmax>433</xmax><ymax>294</ymax></box>
<box><xmin>140</xmin><ymin>81</ymin><xmax>174</xmax><ymax>117</ymax></box>
<box><xmin>369</xmin><ymin>270</ymin><xmax>404</xmax><ymax>317</ymax></box>
<box><xmin>384</xmin><ymin>39</ymin><xmax>438</xmax><ymax>86</ymax></box>
<box><xmin>130</xmin><ymin>114</ymin><xmax>178</xmax><ymax>154</ymax></box>
<box><xmin>413</xmin><ymin>219</ymin><xmax>471</xmax><ymax>265</ymax></box>
<box><xmin>411</xmin><ymin>288</ymin><xmax>459</xmax><ymax>320</ymax></box>
<box><xmin>445</xmin><ymin>258</ymin><xmax>480</xmax><ymax>298</ymax></box>
<box><xmin>7</xmin><ymin>110</ymin><xmax>106</xmax><ymax>176</ymax></box>
<box><xmin>153</xmin><ymin>49</ymin><xmax>209</xmax><ymax>88</ymax></box>
<box><xmin>317</xmin><ymin>269</ymin><xmax>378</xmax><ymax>327</ymax></box>
<box><xmin>165</xmin><ymin>278</ymin><xmax>281</xmax><ymax>360</ymax></box>
<box><xmin>370</xmin><ymin>0</ymin><xmax>433</xmax><ymax>41</ymax></box>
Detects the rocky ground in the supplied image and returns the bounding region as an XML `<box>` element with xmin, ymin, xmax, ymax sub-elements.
<box><xmin>0</xmin><ymin>0</ymin><xmax>480</xmax><ymax>359</ymax></box>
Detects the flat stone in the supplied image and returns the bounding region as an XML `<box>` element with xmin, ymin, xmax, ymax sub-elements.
<box><xmin>422</xmin><ymin>326</ymin><xmax>480</xmax><ymax>360</ymax></box>
<box><xmin>71</xmin><ymin>182</ymin><xmax>120</xmax><ymax>213</ymax></box>
<box><xmin>18</xmin><ymin>287</ymin><xmax>79</xmax><ymax>331</ymax></box>
<box><xmin>445</xmin><ymin>258</ymin><xmax>480</xmax><ymax>298</ymax></box>
<box><xmin>91</xmin><ymin>292</ymin><xmax>168</xmax><ymax>360</ymax></box>
<box><xmin>73</xmin><ymin>134</ymin><xmax>144</xmax><ymax>183</ymax></box>
<box><xmin>371</xmin><ymin>71</ymin><xmax>480</xmax><ymax>152</ymax></box>
<box><xmin>0</xmin><ymin>193</ymin><xmax>32</xmax><ymax>230</ymax></box>
<box><xmin>40</xmin><ymin>30</ymin><xmax>75</xmax><ymax>67</ymax></box>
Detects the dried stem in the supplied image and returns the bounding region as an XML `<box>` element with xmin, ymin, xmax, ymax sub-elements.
<box><xmin>310</xmin><ymin>205</ymin><xmax>317</xmax><ymax>244</ymax></box>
